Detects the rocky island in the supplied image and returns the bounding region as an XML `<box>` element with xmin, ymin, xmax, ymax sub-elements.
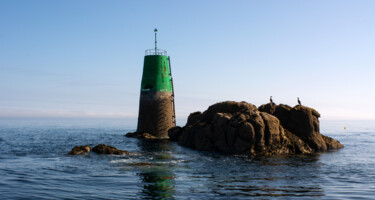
<box><xmin>168</xmin><ymin>101</ymin><xmax>343</xmax><ymax>155</ymax></box>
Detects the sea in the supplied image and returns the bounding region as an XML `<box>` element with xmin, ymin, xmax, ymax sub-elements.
<box><xmin>0</xmin><ymin>118</ymin><xmax>374</xmax><ymax>199</ymax></box>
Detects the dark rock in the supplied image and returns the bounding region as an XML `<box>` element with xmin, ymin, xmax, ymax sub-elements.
<box><xmin>92</xmin><ymin>144</ymin><xmax>129</xmax><ymax>155</ymax></box>
<box><xmin>282</xmin><ymin>129</ymin><xmax>313</xmax><ymax>154</ymax></box>
<box><xmin>137</xmin><ymin>132</ymin><xmax>157</xmax><ymax>139</ymax></box>
<box><xmin>169</xmin><ymin>101</ymin><xmax>343</xmax><ymax>155</ymax></box>
<box><xmin>186</xmin><ymin>111</ymin><xmax>203</xmax><ymax>126</ymax></box>
<box><xmin>260</xmin><ymin>112</ymin><xmax>282</xmax><ymax>146</ymax></box>
<box><xmin>287</xmin><ymin>105</ymin><xmax>326</xmax><ymax>151</ymax></box>
<box><xmin>126</xmin><ymin>162</ymin><xmax>153</xmax><ymax>166</ymax></box>
<box><xmin>322</xmin><ymin>135</ymin><xmax>344</xmax><ymax>149</ymax></box>
<box><xmin>258</xmin><ymin>103</ymin><xmax>276</xmax><ymax>114</ymax></box>
<box><xmin>68</xmin><ymin>145</ymin><xmax>91</xmax><ymax>155</ymax></box>
<box><xmin>168</xmin><ymin>126</ymin><xmax>183</xmax><ymax>141</ymax></box>
<box><xmin>125</xmin><ymin>132</ymin><xmax>157</xmax><ymax>139</ymax></box>
<box><xmin>125</xmin><ymin>132</ymin><xmax>137</xmax><ymax>137</ymax></box>
<box><xmin>260</xmin><ymin>104</ymin><xmax>330</xmax><ymax>151</ymax></box>
<box><xmin>201</xmin><ymin>101</ymin><xmax>257</xmax><ymax>123</ymax></box>
<box><xmin>259</xmin><ymin>103</ymin><xmax>291</xmax><ymax>124</ymax></box>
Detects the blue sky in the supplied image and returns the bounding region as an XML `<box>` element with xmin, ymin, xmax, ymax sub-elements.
<box><xmin>0</xmin><ymin>0</ymin><xmax>374</xmax><ymax>121</ymax></box>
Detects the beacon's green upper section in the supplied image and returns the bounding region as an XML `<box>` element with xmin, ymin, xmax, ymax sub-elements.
<box><xmin>141</xmin><ymin>55</ymin><xmax>172</xmax><ymax>93</ymax></box>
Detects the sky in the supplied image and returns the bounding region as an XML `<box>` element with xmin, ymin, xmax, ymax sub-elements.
<box><xmin>0</xmin><ymin>0</ymin><xmax>374</xmax><ymax>122</ymax></box>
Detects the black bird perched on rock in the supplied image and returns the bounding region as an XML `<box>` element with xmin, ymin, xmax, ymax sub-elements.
<box><xmin>270</xmin><ymin>96</ymin><xmax>274</xmax><ymax>105</ymax></box>
<box><xmin>297</xmin><ymin>97</ymin><xmax>301</xmax><ymax>105</ymax></box>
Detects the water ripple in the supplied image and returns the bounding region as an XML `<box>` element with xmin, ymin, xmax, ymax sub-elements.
<box><xmin>0</xmin><ymin>119</ymin><xmax>374</xmax><ymax>199</ymax></box>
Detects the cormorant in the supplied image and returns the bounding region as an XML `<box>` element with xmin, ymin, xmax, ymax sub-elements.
<box><xmin>297</xmin><ymin>97</ymin><xmax>301</xmax><ymax>105</ymax></box>
<box><xmin>270</xmin><ymin>96</ymin><xmax>274</xmax><ymax>105</ymax></box>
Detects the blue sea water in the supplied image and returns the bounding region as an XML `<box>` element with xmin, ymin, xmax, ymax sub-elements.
<box><xmin>0</xmin><ymin>118</ymin><xmax>374</xmax><ymax>199</ymax></box>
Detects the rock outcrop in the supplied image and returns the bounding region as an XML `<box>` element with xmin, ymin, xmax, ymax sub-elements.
<box><xmin>258</xmin><ymin>103</ymin><xmax>343</xmax><ymax>151</ymax></box>
<box><xmin>125</xmin><ymin>132</ymin><xmax>157</xmax><ymax>139</ymax></box>
<box><xmin>68</xmin><ymin>145</ymin><xmax>91</xmax><ymax>155</ymax></box>
<box><xmin>92</xmin><ymin>144</ymin><xmax>130</xmax><ymax>155</ymax></box>
<box><xmin>169</xmin><ymin>101</ymin><xmax>343</xmax><ymax>155</ymax></box>
<box><xmin>68</xmin><ymin>144</ymin><xmax>130</xmax><ymax>155</ymax></box>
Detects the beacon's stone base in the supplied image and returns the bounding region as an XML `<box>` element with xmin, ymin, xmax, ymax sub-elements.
<box><xmin>136</xmin><ymin>91</ymin><xmax>174</xmax><ymax>138</ymax></box>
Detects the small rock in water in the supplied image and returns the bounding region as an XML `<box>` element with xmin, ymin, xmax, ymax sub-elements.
<box><xmin>126</xmin><ymin>162</ymin><xmax>153</xmax><ymax>166</ymax></box>
<box><xmin>92</xmin><ymin>144</ymin><xmax>129</xmax><ymax>155</ymax></box>
<box><xmin>125</xmin><ymin>132</ymin><xmax>137</xmax><ymax>137</ymax></box>
<box><xmin>138</xmin><ymin>132</ymin><xmax>157</xmax><ymax>139</ymax></box>
<box><xmin>68</xmin><ymin>145</ymin><xmax>91</xmax><ymax>155</ymax></box>
<box><xmin>125</xmin><ymin>132</ymin><xmax>157</xmax><ymax>139</ymax></box>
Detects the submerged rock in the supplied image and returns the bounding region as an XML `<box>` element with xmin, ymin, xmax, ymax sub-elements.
<box><xmin>91</xmin><ymin>144</ymin><xmax>130</xmax><ymax>155</ymax></box>
<box><xmin>126</xmin><ymin>162</ymin><xmax>153</xmax><ymax>166</ymax></box>
<box><xmin>169</xmin><ymin>101</ymin><xmax>343</xmax><ymax>155</ymax></box>
<box><xmin>68</xmin><ymin>145</ymin><xmax>91</xmax><ymax>155</ymax></box>
<box><xmin>68</xmin><ymin>144</ymin><xmax>132</xmax><ymax>155</ymax></box>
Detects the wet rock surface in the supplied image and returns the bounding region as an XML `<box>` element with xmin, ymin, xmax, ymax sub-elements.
<box><xmin>125</xmin><ymin>132</ymin><xmax>157</xmax><ymax>139</ymax></box>
<box><xmin>92</xmin><ymin>144</ymin><xmax>130</xmax><ymax>155</ymax></box>
<box><xmin>68</xmin><ymin>144</ymin><xmax>130</xmax><ymax>155</ymax></box>
<box><xmin>125</xmin><ymin>162</ymin><xmax>153</xmax><ymax>166</ymax></box>
<box><xmin>68</xmin><ymin>145</ymin><xmax>91</xmax><ymax>155</ymax></box>
<box><xmin>169</xmin><ymin>101</ymin><xmax>343</xmax><ymax>155</ymax></box>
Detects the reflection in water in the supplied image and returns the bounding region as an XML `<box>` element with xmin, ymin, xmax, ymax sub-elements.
<box><xmin>133</xmin><ymin>139</ymin><xmax>326</xmax><ymax>198</ymax></box>
<box><xmin>137</xmin><ymin>140</ymin><xmax>176</xmax><ymax>199</ymax></box>
<box><xmin>248</xmin><ymin>154</ymin><xmax>324</xmax><ymax>197</ymax></box>
<box><xmin>138</xmin><ymin>168</ymin><xmax>175</xmax><ymax>199</ymax></box>
<box><xmin>137</xmin><ymin>139</ymin><xmax>173</xmax><ymax>152</ymax></box>
<box><xmin>185</xmin><ymin>153</ymin><xmax>325</xmax><ymax>198</ymax></box>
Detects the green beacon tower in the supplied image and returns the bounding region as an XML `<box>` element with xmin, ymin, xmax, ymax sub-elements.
<box><xmin>136</xmin><ymin>29</ymin><xmax>176</xmax><ymax>138</ymax></box>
